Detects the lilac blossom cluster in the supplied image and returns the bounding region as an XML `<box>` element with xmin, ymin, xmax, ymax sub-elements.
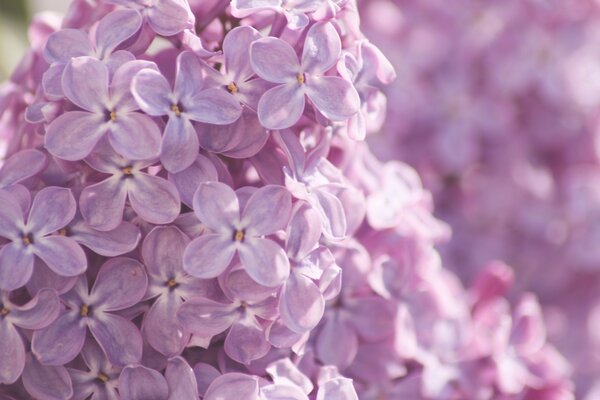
<box><xmin>0</xmin><ymin>0</ymin><xmax>573</xmax><ymax>399</ymax></box>
<box><xmin>361</xmin><ymin>0</ymin><xmax>600</xmax><ymax>397</ymax></box>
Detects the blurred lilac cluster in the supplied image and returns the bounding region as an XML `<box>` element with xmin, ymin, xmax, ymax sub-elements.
<box><xmin>361</xmin><ymin>0</ymin><xmax>600</xmax><ymax>397</ymax></box>
<box><xmin>0</xmin><ymin>0</ymin><xmax>574</xmax><ymax>399</ymax></box>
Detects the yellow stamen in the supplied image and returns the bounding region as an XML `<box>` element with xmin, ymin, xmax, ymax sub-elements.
<box><xmin>234</xmin><ymin>230</ymin><xmax>245</xmax><ymax>242</ymax></box>
<box><xmin>167</xmin><ymin>279</ymin><xmax>177</xmax><ymax>288</ymax></box>
<box><xmin>80</xmin><ymin>304</ymin><xmax>89</xmax><ymax>317</ymax></box>
<box><xmin>122</xmin><ymin>166</ymin><xmax>134</xmax><ymax>175</ymax></box>
<box><xmin>297</xmin><ymin>73</ymin><xmax>305</xmax><ymax>84</ymax></box>
<box><xmin>58</xmin><ymin>228</ymin><xmax>68</xmax><ymax>236</ymax></box>
<box><xmin>97</xmin><ymin>372</ymin><xmax>109</xmax><ymax>383</ymax></box>
<box><xmin>23</xmin><ymin>236</ymin><xmax>32</xmax><ymax>246</ymax></box>
<box><xmin>0</xmin><ymin>307</ymin><xmax>9</xmax><ymax>317</ymax></box>
<box><xmin>171</xmin><ymin>104</ymin><xmax>181</xmax><ymax>117</ymax></box>
<box><xmin>110</xmin><ymin>111</ymin><xmax>117</xmax><ymax>121</ymax></box>
<box><xmin>227</xmin><ymin>82</ymin><xmax>238</xmax><ymax>94</ymax></box>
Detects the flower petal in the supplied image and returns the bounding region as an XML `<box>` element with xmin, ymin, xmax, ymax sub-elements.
<box><xmin>243</xmin><ymin>185</ymin><xmax>292</xmax><ymax>236</ymax></box>
<box><xmin>32</xmin><ymin>312</ymin><xmax>86</xmax><ymax>365</ymax></box>
<box><xmin>166</xmin><ymin>356</ymin><xmax>199</xmax><ymax>400</ymax></box>
<box><xmin>22</xmin><ymin>354</ymin><xmax>73</xmax><ymax>400</ymax></box>
<box><xmin>224</xmin><ymin>314</ymin><xmax>271</xmax><ymax>365</ymax></box>
<box><xmin>9</xmin><ymin>288</ymin><xmax>61</xmax><ymax>330</ymax></box>
<box><xmin>0</xmin><ymin>190</ymin><xmax>23</xmax><ymax>239</ymax></box>
<box><xmin>0</xmin><ymin>243</ymin><xmax>34</xmax><ymax>291</ymax></box>
<box><xmin>183</xmin><ymin>234</ymin><xmax>235</xmax><ymax>279</ymax></box>
<box><xmin>177</xmin><ymin>297</ymin><xmax>238</xmax><ymax>337</ymax></box>
<box><xmin>108</xmin><ymin>112</ymin><xmax>161</xmax><ymax>160</ymax></box>
<box><xmin>160</xmin><ymin>117</ymin><xmax>199</xmax><ymax>173</ymax></box>
<box><xmin>311</xmin><ymin>188</ymin><xmax>347</xmax><ymax>240</ymax></box>
<box><xmin>238</xmin><ymin>238</ymin><xmax>290</xmax><ymax>287</ymax></box>
<box><xmin>142</xmin><ymin>226</ymin><xmax>189</xmax><ymax>279</ymax></box>
<box><xmin>79</xmin><ymin>177</ymin><xmax>127</xmax><ymax>231</ymax></box>
<box><xmin>315</xmin><ymin>314</ymin><xmax>358</xmax><ymax>369</ymax></box>
<box><xmin>70</xmin><ymin>219</ymin><xmax>141</xmax><ymax>257</ymax></box>
<box><xmin>118</xmin><ymin>365</ymin><xmax>169</xmax><ymax>400</ymax></box>
<box><xmin>174</xmin><ymin>51</ymin><xmax>205</xmax><ymax>103</ymax></box>
<box><xmin>346</xmin><ymin>297</ymin><xmax>395</xmax><ymax>341</ymax></box>
<box><xmin>286</xmin><ymin>201</ymin><xmax>322</xmax><ymax>261</ymax></box>
<box><xmin>91</xmin><ymin>257</ymin><xmax>147</xmax><ymax>311</ymax></box>
<box><xmin>0</xmin><ymin>322</ymin><xmax>25</xmax><ymax>384</ymax></box>
<box><xmin>27</xmin><ymin>187</ymin><xmax>76</xmax><ymax>236</ymax></box>
<box><xmin>280</xmin><ymin>272</ymin><xmax>324</xmax><ymax>333</ymax></box>
<box><xmin>250</xmin><ymin>38</ymin><xmax>299</xmax><ymax>83</ymax></box>
<box><xmin>168</xmin><ymin>155</ymin><xmax>218</xmax><ymax>208</ymax></box>
<box><xmin>204</xmin><ymin>373</ymin><xmax>260</xmax><ymax>400</ymax></box>
<box><xmin>45</xmin><ymin>111</ymin><xmax>108</xmax><ymax>161</ymax></box>
<box><xmin>0</xmin><ymin>149</ymin><xmax>47</xmax><ymax>188</ymax></box>
<box><xmin>95</xmin><ymin>9</ymin><xmax>143</xmax><ymax>58</ymax></box>
<box><xmin>224</xmin><ymin>26</ymin><xmax>262</xmax><ymax>82</ymax></box>
<box><xmin>144</xmin><ymin>295</ymin><xmax>187</xmax><ymax>357</ymax></box>
<box><xmin>128</xmin><ymin>173</ymin><xmax>180</xmax><ymax>225</ymax></box>
<box><xmin>301</xmin><ymin>22</ymin><xmax>341</xmax><ymax>75</ymax></box>
<box><xmin>316</xmin><ymin>377</ymin><xmax>358</xmax><ymax>400</ymax></box>
<box><xmin>305</xmin><ymin>76</ymin><xmax>359</xmax><ymax>121</ymax></box>
<box><xmin>257</xmin><ymin>83</ymin><xmax>305</xmax><ymax>130</ymax></box>
<box><xmin>192</xmin><ymin>181</ymin><xmax>240</xmax><ymax>231</ymax></box>
<box><xmin>62</xmin><ymin>57</ymin><xmax>109</xmax><ymax>112</ymax></box>
<box><xmin>44</xmin><ymin>28</ymin><xmax>92</xmax><ymax>64</ymax></box>
<box><xmin>111</xmin><ymin>60</ymin><xmax>160</xmax><ymax>112</ymax></box>
<box><xmin>184</xmin><ymin>88</ymin><xmax>242</xmax><ymax>125</ymax></box>
<box><xmin>261</xmin><ymin>384</ymin><xmax>309</xmax><ymax>400</ymax></box>
<box><xmin>33</xmin><ymin>236</ymin><xmax>87</xmax><ymax>277</ymax></box>
<box><xmin>131</xmin><ymin>68</ymin><xmax>172</xmax><ymax>116</ymax></box>
<box><xmin>90</xmin><ymin>313</ymin><xmax>143</xmax><ymax>366</ymax></box>
<box><xmin>146</xmin><ymin>0</ymin><xmax>194</xmax><ymax>36</ymax></box>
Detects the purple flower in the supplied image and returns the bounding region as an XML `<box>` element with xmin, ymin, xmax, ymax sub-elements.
<box><xmin>32</xmin><ymin>257</ymin><xmax>148</xmax><ymax>366</ymax></box>
<box><xmin>250</xmin><ymin>22</ymin><xmax>359</xmax><ymax>129</ymax></box>
<box><xmin>141</xmin><ymin>226</ymin><xmax>219</xmax><ymax>356</ymax></box>
<box><xmin>231</xmin><ymin>0</ymin><xmax>325</xmax><ymax>30</ymax></box>
<box><xmin>183</xmin><ymin>182</ymin><xmax>292</xmax><ymax>287</ymax></box>
<box><xmin>45</xmin><ymin>57</ymin><xmax>162</xmax><ymax>161</ymax></box>
<box><xmin>0</xmin><ymin>289</ymin><xmax>60</xmax><ymax>384</ymax></box>
<box><xmin>105</xmin><ymin>0</ymin><xmax>195</xmax><ymax>36</ymax></box>
<box><xmin>79</xmin><ymin>141</ymin><xmax>180</xmax><ymax>231</ymax></box>
<box><xmin>0</xmin><ymin>187</ymin><xmax>87</xmax><ymax>291</ymax></box>
<box><xmin>67</xmin><ymin>340</ymin><xmax>121</xmax><ymax>400</ymax></box>
<box><xmin>0</xmin><ymin>149</ymin><xmax>47</xmax><ymax>189</ymax></box>
<box><xmin>131</xmin><ymin>51</ymin><xmax>242</xmax><ymax>172</ymax></box>
<box><xmin>22</xmin><ymin>353</ymin><xmax>74</xmax><ymax>400</ymax></box>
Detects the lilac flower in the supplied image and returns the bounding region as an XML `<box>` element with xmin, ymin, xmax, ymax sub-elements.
<box><xmin>0</xmin><ymin>289</ymin><xmax>60</xmax><ymax>384</ymax></box>
<box><xmin>183</xmin><ymin>182</ymin><xmax>292</xmax><ymax>287</ymax></box>
<box><xmin>204</xmin><ymin>371</ymin><xmax>310</xmax><ymax>400</ymax></box>
<box><xmin>67</xmin><ymin>340</ymin><xmax>121</xmax><ymax>400</ymax></box>
<box><xmin>250</xmin><ymin>22</ymin><xmax>360</xmax><ymax>129</ymax></box>
<box><xmin>42</xmin><ymin>9</ymin><xmax>142</xmax><ymax>99</ymax></box>
<box><xmin>105</xmin><ymin>0</ymin><xmax>195</xmax><ymax>36</ymax></box>
<box><xmin>231</xmin><ymin>0</ymin><xmax>325</xmax><ymax>30</ymax></box>
<box><xmin>0</xmin><ymin>187</ymin><xmax>86</xmax><ymax>290</ymax></box>
<box><xmin>79</xmin><ymin>141</ymin><xmax>180</xmax><ymax>231</ymax></box>
<box><xmin>177</xmin><ymin>268</ymin><xmax>279</xmax><ymax>364</ymax></box>
<box><xmin>32</xmin><ymin>257</ymin><xmax>148</xmax><ymax>366</ymax></box>
<box><xmin>141</xmin><ymin>226</ymin><xmax>219</xmax><ymax>356</ymax></box>
<box><xmin>131</xmin><ymin>51</ymin><xmax>242</xmax><ymax>172</ymax></box>
<box><xmin>0</xmin><ymin>149</ymin><xmax>47</xmax><ymax>189</ymax></box>
<box><xmin>45</xmin><ymin>57</ymin><xmax>162</xmax><ymax>161</ymax></box>
<box><xmin>22</xmin><ymin>353</ymin><xmax>74</xmax><ymax>400</ymax></box>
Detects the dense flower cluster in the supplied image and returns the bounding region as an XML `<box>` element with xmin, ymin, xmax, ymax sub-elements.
<box><xmin>361</xmin><ymin>0</ymin><xmax>600</xmax><ymax>397</ymax></box>
<box><xmin>0</xmin><ymin>0</ymin><xmax>573</xmax><ymax>399</ymax></box>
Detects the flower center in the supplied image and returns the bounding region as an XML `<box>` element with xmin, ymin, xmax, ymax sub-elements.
<box><xmin>122</xmin><ymin>166</ymin><xmax>134</xmax><ymax>176</ymax></box>
<box><xmin>0</xmin><ymin>306</ymin><xmax>9</xmax><ymax>317</ymax></box>
<box><xmin>21</xmin><ymin>232</ymin><xmax>34</xmax><ymax>246</ymax></box>
<box><xmin>80</xmin><ymin>304</ymin><xmax>90</xmax><ymax>317</ymax></box>
<box><xmin>57</xmin><ymin>227</ymin><xmax>69</xmax><ymax>236</ymax></box>
<box><xmin>297</xmin><ymin>73</ymin><xmax>306</xmax><ymax>85</ymax></box>
<box><xmin>166</xmin><ymin>278</ymin><xmax>179</xmax><ymax>290</ymax></box>
<box><xmin>97</xmin><ymin>372</ymin><xmax>109</xmax><ymax>384</ymax></box>
<box><xmin>233</xmin><ymin>229</ymin><xmax>245</xmax><ymax>242</ymax></box>
<box><xmin>227</xmin><ymin>82</ymin><xmax>238</xmax><ymax>94</ymax></box>
<box><xmin>171</xmin><ymin>104</ymin><xmax>182</xmax><ymax>117</ymax></box>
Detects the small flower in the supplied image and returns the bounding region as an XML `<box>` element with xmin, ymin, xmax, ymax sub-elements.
<box><xmin>250</xmin><ymin>22</ymin><xmax>360</xmax><ymax>129</ymax></box>
<box><xmin>105</xmin><ymin>0</ymin><xmax>195</xmax><ymax>36</ymax></box>
<box><xmin>67</xmin><ymin>340</ymin><xmax>121</xmax><ymax>400</ymax></box>
<box><xmin>183</xmin><ymin>182</ymin><xmax>292</xmax><ymax>287</ymax></box>
<box><xmin>0</xmin><ymin>187</ymin><xmax>87</xmax><ymax>291</ymax></box>
<box><xmin>231</xmin><ymin>0</ymin><xmax>325</xmax><ymax>30</ymax></box>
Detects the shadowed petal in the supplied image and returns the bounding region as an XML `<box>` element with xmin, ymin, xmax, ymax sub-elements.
<box><xmin>192</xmin><ymin>182</ymin><xmax>239</xmax><ymax>231</ymax></box>
<box><xmin>346</xmin><ymin>297</ymin><xmax>395</xmax><ymax>341</ymax></box>
<box><xmin>45</xmin><ymin>111</ymin><xmax>107</xmax><ymax>161</ymax></box>
<box><xmin>166</xmin><ymin>357</ymin><xmax>199</xmax><ymax>400</ymax></box>
<box><xmin>0</xmin><ymin>190</ymin><xmax>23</xmax><ymax>239</ymax></box>
<box><xmin>305</xmin><ymin>76</ymin><xmax>359</xmax><ymax>121</ymax></box>
<box><xmin>119</xmin><ymin>365</ymin><xmax>168</xmax><ymax>400</ymax></box>
<box><xmin>27</xmin><ymin>187</ymin><xmax>76</xmax><ymax>236</ymax></box>
<box><xmin>33</xmin><ymin>236</ymin><xmax>87</xmax><ymax>277</ymax></box>
<box><xmin>70</xmin><ymin>220</ymin><xmax>141</xmax><ymax>257</ymax></box>
<box><xmin>257</xmin><ymin>83</ymin><xmax>305</xmax><ymax>130</ymax></box>
<box><xmin>315</xmin><ymin>315</ymin><xmax>358</xmax><ymax>369</ymax></box>
<box><xmin>261</xmin><ymin>385</ymin><xmax>309</xmax><ymax>400</ymax></box>
<box><xmin>9</xmin><ymin>288</ymin><xmax>61</xmax><ymax>330</ymax></box>
<box><xmin>44</xmin><ymin>29</ymin><xmax>92</xmax><ymax>64</ymax></box>
<box><xmin>160</xmin><ymin>117</ymin><xmax>199</xmax><ymax>173</ymax></box>
<box><xmin>80</xmin><ymin>177</ymin><xmax>127</xmax><ymax>232</ymax></box>
<box><xmin>62</xmin><ymin>57</ymin><xmax>109</xmax><ymax>112</ymax></box>
<box><xmin>238</xmin><ymin>238</ymin><xmax>290</xmax><ymax>287</ymax></box>
<box><xmin>169</xmin><ymin>155</ymin><xmax>218</xmax><ymax>208</ymax></box>
<box><xmin>90</xmin><ymin>313</ymin><xmax>143</xmax><ymax>366</ymax></box>
<box><xmin>142</xmin><ymin>226</ymin><xmax>189</xmax><ymax>279</ymax></box>
<box><xmin>280</xmin><ymin>272</ymin><xmax>324</xmax><ymax>333</ymax></box>
<box><xmin>0</xmin><ymin>323</ymin><xmax>25</xmax><ymax>384</ymax></box>
<box><xmin>183</xmin><ymin>234</ymin><xmax>235</xmax><ymax>279</ymax></box>
<box><xmin>111</xmin><ymin>60</ymin><xmax>159</xmax><ymax>112</ymax></box>
<box><xmin>131</xmin><ymin>68</ymin><xmax>172</xmax><ymax>116</ymax></box>
<box><xmin>144</xmin><ymin>295</ymin><xmax>187</xmax><ymax>356</ymax></box>
<box><xmin>204</xmin><ymin>373</ymin><xmax>260</xmax><ymax>400</ymax></box>
<box><xmin>0</xmin><ymin>149</ymin><xmax>47</xmax><ymax>188</ymax></box>
<box><xmin>224</xmin><ymin>26</ymin><xmax>262</xmax><ymax>82</ymax></box>
<box><xmin>32</xmin><ymin>312</ymin><xmax>86</xmax><ymax>365</ymax></box>
<box><xmin>22</xmin><ymin>355</ymin><xmax>73</xmax><ymax>400</ymax></box>
<box><xmin>312</xmin><ymin>188</ymin><xmax>347</xmax><ymax>240</ymax></box>
<box><xmin>243</xmin><ymin>185</ymin><xmax>292</xmax><ymax>236</ymax></box>
<box><xmin>177</xmin><ymin>297</ymin><xmax>238</xmax><ymax>337</ymax></box>
<box><xmin>108</xmin><ymin>113</ymin><xmax>161</xmax><ymax>160</ymax></box>
<box><xmin>286</xmin><ymin>201</ymin><xmax>322</xmax><ymax>261</ymax></box>
<box><xmin>301</xmin><ymin>22</ymin><xmax>341</xmax><ymax>75</ymax></box>
<box><xmin>250</xmin><ymin>38</ymin><xmax>299</xmax><ymax>83</ymax></box>
<box><xmin>0</xmin><ymin>243</ymin><xmax>34</xmax><ymax>291</ymax></box>
<box><xmin>128</xmin><ymin>173</ymin><xmax>180</xmax><ymax>225</ymax></box>
<box><xmin>185</xmin><ymin>88</ymin><xmax>242</xmax><ymax>125</ymax></box>
<box><xmin>224</xmin><ymin>314</ymin><xmax>271</xmax><ymax>365</ymax></box>
<box><xmin>91</xmin><ymin>257</ymin><xmax>147</xmax><ymax>312</ymax></box>
<box><xmin>95</xmin><ymin>9</ymin><xmax>143</xmax><ymax>58</ymax></box>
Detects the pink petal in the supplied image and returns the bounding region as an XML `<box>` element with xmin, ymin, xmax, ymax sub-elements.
<box><xmin>111</xmin><ymin>60</ymin><xmax>159</xmax><ymax>112</ymax></box>
<box><xmin>316</xmin><ymin>378</ymin><xmax>358</xmax><ymax>400</ymax></box>
<box><xmin>62</xmin><ymin>57</ymin><xmax>109</xmax><ymax>112</ymax></box>
<box><xmin>346</xmin><ymin>297</ymin><xmax>395</xmax><ymax>341</ymax></box>
<box><xmin>95</xmin><ymin>9</ymin><xmax>143</xmax><ymax>58</ymax></box>
<box><xmin>0</xmin><ymin>149</ymin><xmax>47</xmax><ymax>188</ymax></box>
<box><xmin>165</xmin><ymin>356</ymin><xmax>199</xmax><ymax>400</ymax></box>
<box><xmin>239</xmin><ymin>237</ymin><xmax>290</xmax><ymax>287</ymax></box>
<box><xmin>22</xmin><ymin>355</ymin><xmax>73</xmax><ymax>400</ymax></box>
<box><xmin>177</xmin><ymin>297</ymin><xmax>239</xmax><ymax>337</ymax></box>
<box><xmin>90</xmin><ymin>313</ymin><xmax>143</xmax><ymax>366</ymax></box>
<box><xmin>108</xmin><ymin>112</ymin><xmax>161</xmax><ymax>160</ymax></box>
<box><xmin>27</xmin><ymin>187</ymin><xmax>76</xmax><ymax>236</ymax></box>
<box><xmin>32</xmin><ymin>312</ymin><xmax>86</xmax><ymax>365</ymax></box>
<box><xmin>169</xmin><ymin>155</ymin><xmax>218</xmax><ymax>208</ymax></box>
<box><xmin>0</xmin><ymin>323</ymin><xmax>25</xmax><ymax>384</ymax></box>
<box><xmin>45</xmin><ymin>111</ymin><xmax>108</xmax><ymax>161</ymax></box>
<box><xmin>160</xmin><ymin>117</ymin><xmax>199</xmax><ymax>173</ymax></box>
<box><xmin>280</xmin><ymin>272</ymin><xmax>324</xmax><ymax>333</ymax></box>
<box><xmin>70</xmin><ymin>220</ymin><xmax>141</xmax><ymax>257</ymax></box>
<box><xmin>286</xmin><ymin>201</ymin><xmax>322</xmax><ymax>261</ymax></box>
<box><xmin>119</xmin><ymin>365</ymin><xmax>169</xmax><ymax>400</ymax></box>
<box><xmin>174</xmin><ymin>51</ymin><xmax>205</xmax><ymax>103</ymax></box>
<box><xmin>91</xmin><ymin>257</ymin><xmax>147</xmax><ymax>312</ymax></box>
<box><xmin>0</xmin><ymin>243</ymin><xmax>34</xmax><ymax>291</ymax></box>
<box><xmin>142</xmin><ymin>226</ymin><xmax>189</xmax><ymax>279</ymax></box>
<box><xmin>143</xmin><ymin>295</ymin><xmax>187</xmax><ymax>357</ymax></box>
<box><xmin>250</xmin><ymin>38</ymin><xmax>299</xmax><ymax>84</ymax></box>
<box><xmin>224</xmin><ymin>26</ymin><xmax>262</xmax><ymax>82</ymax></box>
<box><xmin>224</xmin><ymin>314</ymin><xmax>271</xmax><ymax>365</ymax></box>
<box><xmin>79</xmin><ymin>177</ymin><xmax>128</xmax><ymax>231</ymax></box>
<box><xmin>305</xmin><ymin>76</ymin><xmax>359</xmax><ymax>121</ymax></box>
<box><xmin>204</xmin><ymin>373</ymin><xmax>260</xmax><ymax>400</ymax></box>
<box><xmin>184</xmin><ymin>87</ymin><xmax>242</xmax><ymax>125</ymax></box>
<box><xmin>257</xmin><ymin>83</ymin><xmax>305</xmax><ymax>130</ymax></box>
<box><xmin>301</xmin><ymin>22</ymin><xmax>341</xmax><ymax>75</ymax></box>
<box><xmin>261</xmin><ymin>385</ymin><xmax>309</xmax><ymax>400</ymax></box>
<box><xmin>33</xmin><ymin>235</ymin><xmax>87</xmax><ymax>277</ymax></box>
<box><xmin>131</xmin><ymin>68</ymin><xmax>172</xmax><ymax>116</ymax></box>
<box><xmin>312</xmin><ymin>187</ymin><xmax>347</xmax><ymax>240</ymax></box>
<box><xmin>9</xmin><ymin>288</ymin><xmax>61</xmax><ymax>330</ymax></box>
<box><xmin>146</xmin><ymin>0</ymin><xmax>194</xmax><ymax>36</ymax></box>
<box><xmin>0</xmin><ymin>190</ymin><xmax>23</xmax><ymax>239</ymax></box>
<box><xmin>183</xmin><ymin>234</ymin><xmax>235</xmax><ymax>279</ymax></box>
<box><xmin>192</xmin><ymin>182</ymin><xmax>240</xmax><ymax>231</ymax></box>
<box><xmin>43</xmin><ymin>28</ymin><xmax>92</xmax><ymax>64</ymax></box>
<box><xmin>128</xmin><ymin>173</ymin><xmax>180</xmax><ymax>225</ymax></box>
<box><xmin>243</xmin><ymin>185</ymin><xmax>292</xmax><ymax>236</ymax></box>
<box><xmin>315</xmin><ymin>314</ymin><xmax>358</xmax><ymax>369</ymax></box>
